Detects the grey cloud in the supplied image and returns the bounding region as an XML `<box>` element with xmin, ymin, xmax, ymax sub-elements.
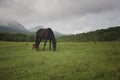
<box><xmin>0</xmin><ymin>0</ymin><xmax>14</xmax><ymax>7</ymax></box>
<box><xmin>1</xmin><ymin>0</ymin><xmax>120</xmax><ymax>20</ymax></box>
<box><xmin>0</xmin><ymin>0</ymin><xmax>120</xmax><ymax>33</ymax></box>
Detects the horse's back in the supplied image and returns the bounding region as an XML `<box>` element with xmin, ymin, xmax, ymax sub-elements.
<box><xmin>36</xmin><ymin>28</ymin><xmax>54</xmax><ymax>39</ymax></box>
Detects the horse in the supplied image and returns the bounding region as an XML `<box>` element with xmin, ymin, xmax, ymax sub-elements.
<box><xmin>35</xmin><ymin>28</ymin><xmax>56</xmax><ymax>51</ymax></box>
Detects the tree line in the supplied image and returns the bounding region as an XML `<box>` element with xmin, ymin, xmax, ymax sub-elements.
<box><xmin>0</xmin><ymin>26</ymin><xmax>120</xmax><ymax>42</ymax></box>
<box><xmin>0</xmin><ymin>32</ymin><xmax>35</xmax><ymax>42</ymax></box>
<box><xmin>57</xmin><ymin>26</ymin><xmax>120</xmax><ymax>42</ymax></box>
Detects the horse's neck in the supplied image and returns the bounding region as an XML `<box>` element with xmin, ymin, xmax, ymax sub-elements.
<box><xmin>51</xmin><ymin>35</ymin><xmax>56</xmax><ymax>43</ymax></box>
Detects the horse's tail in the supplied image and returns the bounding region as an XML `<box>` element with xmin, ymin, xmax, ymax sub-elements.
<box><xmin>47</xmin><ymin>28</ymin><xmax>56</xmax><ymax>51</ymax></box>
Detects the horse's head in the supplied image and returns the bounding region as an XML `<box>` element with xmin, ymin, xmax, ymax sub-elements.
<box><xmin>33</xmin><ymin>44</ymin><xmax>39</xmax><ymax>51</ymax></box>
<box><xmin>32</xmin><ymin>44</ymin><xmax>35</xmax><ymax>49</ymax></box>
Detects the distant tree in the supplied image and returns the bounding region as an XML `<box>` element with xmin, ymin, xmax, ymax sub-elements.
<box><xmin>0</xmin><ymin>32</ymin><xmax>35</xmax><ymax>42</ymax></box>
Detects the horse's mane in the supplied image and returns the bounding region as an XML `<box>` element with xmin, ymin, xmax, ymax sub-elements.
<box><xmin>47</xmin><ymin>28</ymin><xmax>55</xmax><ymax>37</ymax></box>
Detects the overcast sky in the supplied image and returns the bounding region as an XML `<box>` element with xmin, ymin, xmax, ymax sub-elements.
<box><xmin>0</xmin><ymin>0</ymin><xmax>120</xmax><ymax>34</ymax></box>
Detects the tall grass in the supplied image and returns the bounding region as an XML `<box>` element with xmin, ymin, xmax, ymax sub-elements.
<box><xmin>0</xmin><ymin>41</ymin><xmax>120</xmax><ymax>80</ymax></box>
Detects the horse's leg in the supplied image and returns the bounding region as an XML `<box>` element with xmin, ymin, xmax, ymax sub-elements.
<box><xmin>37</xmin><ymin>39</ymin><xmax>42</xmax><ymax>51</ymax></box>
<box><xmin>43</xmin><ymin>40</ymin><xmax>47</xmax><ymax>51</ymax></box>
<box><xmin>49</xmin><ymin>40</ymin><xmax>51</xmax><ymax>50</ymax></box>
<box><xmin>35</xmin><ymin>37</ymin><xmax>40</xmax><ymax>50</ymax></box>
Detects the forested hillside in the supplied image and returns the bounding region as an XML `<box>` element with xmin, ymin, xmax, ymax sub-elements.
<box><xmin>0</xmin><ymin>26</ymin><xmax>120</xmax><ymax>42</ymax></box>
<box><xmin>57</xmin><ymin>26</ymin><xmax>120</xmax><ymax>42</ymax></box>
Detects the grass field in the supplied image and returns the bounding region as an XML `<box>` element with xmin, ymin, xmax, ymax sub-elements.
<box><xmin>0</xmin><ymin>41</ymin><xmax>120</xmax><ymax>80</ymax></box>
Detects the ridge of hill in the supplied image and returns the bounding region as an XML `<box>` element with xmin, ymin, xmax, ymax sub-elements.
<box><xmin>58</xmin><ymin>26</ymin><xmax>120</xmax><ymax>41</ymax></box>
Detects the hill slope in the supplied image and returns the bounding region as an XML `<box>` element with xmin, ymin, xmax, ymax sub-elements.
<box><xmin>58</xmin><ymin>26</ymin><xmax>120</xmax><ymax>41</ymax></box>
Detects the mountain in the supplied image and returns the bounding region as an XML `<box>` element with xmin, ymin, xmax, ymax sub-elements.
<box><xmin>28</xmin><ymin>25</ymin><xmax>44</xmax><ymax>32</ymax></box>
<box><xmin>53</xmin><ymin>31</ymin><xmax>63</xmax><ymax>37</ymax></box>
<box><xmin>0</xmin><ymin>19</ymin><xmax>63</xmax><ymax>36</ymax></box>
<box><xmin>0</xmin><ymin>19</ymin><xmax>28</xmax><ymax>33</ymax></box>
<box><xmin>28</xmin><ymin>26</ymin><xmax>63</xmax><ymax>37</ymax></box>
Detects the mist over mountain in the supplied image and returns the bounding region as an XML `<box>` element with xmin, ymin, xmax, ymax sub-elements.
<box><xmin>0</xmin><ymin>19</ymin><xmax>28</xmax><ymax>32</ymax></box>
<box><xmin>28</xmin><ymin>25</ymin><xmax>44</xmax><ymax>32</ymax></box>
<box><xmin>0</xmin><ymin>19</ymin><xmax>63</xmax><ymax>37</ymax></box>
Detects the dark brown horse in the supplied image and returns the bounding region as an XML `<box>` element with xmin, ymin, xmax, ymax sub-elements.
<box><xmin>35</xmin><ymin>28</ymin><xmax>56</xmax><ymax>51</ymax></box>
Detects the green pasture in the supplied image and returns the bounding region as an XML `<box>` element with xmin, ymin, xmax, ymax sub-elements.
<box><xmin>0</xmin><ymin>41</ymin><xmax>120</xmax><ymax>80</ymax></box>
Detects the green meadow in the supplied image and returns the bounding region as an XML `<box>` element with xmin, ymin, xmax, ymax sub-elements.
<box><xmin>0</xmin><ymin>41</ymin><xmax>120</xmax><ymax>80</ymax></box>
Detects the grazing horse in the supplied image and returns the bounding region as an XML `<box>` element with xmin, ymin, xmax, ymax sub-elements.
<box><xmin>35</xmin><ymin>28</ymin><xmax>56</xmax><ymax>51</ymax></box>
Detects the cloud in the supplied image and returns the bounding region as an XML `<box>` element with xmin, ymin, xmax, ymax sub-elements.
<box><xmin>0</xmin><ymin>0</ymin><xmax>120</xmax><ymax>34</ymax></box>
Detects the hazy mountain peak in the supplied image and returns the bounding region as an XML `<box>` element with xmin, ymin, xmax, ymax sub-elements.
<box><xmin>28</xmin><ymin>25</ymin><xmax>44</xmax><ymax>32</ymax></box>
<box><xmin>0</xmin><ymin>19</ymin><xmax>27</xmax><ymax>32</ymax></box>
